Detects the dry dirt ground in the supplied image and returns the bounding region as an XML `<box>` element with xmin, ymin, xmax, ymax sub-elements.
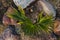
<box><xmin>0</xmin><ymin>0</ymin><xmax>60</xmax><ymax>40</ymax></box>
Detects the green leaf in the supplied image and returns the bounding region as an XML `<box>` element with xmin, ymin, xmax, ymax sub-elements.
<box><xmin>37</xmin><ymin>11</ymin><xmax>43</xmax><ymax>23</ymax></box>
<box><xmin>18</xmin><ymin>6</ymin><xmax>25</xmax><ymax>15</ymax></box>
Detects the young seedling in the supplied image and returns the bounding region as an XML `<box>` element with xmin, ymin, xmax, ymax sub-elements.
<box><xmin>7</xmin><ymin>6</ymin><xmax>53</xmax><ymax>36</ymax></box>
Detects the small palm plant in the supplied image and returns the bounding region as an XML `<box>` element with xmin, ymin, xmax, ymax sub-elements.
<box><xmin>7</xmin><ymin>6</ymin><xmax>53</xmax><ymax>36</ymax></box>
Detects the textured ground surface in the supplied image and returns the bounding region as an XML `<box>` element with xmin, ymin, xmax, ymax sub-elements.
<box><xmin>0</xmin><ymin>0</ymin><xmax>60</xmax><ymax>40</ymax></box>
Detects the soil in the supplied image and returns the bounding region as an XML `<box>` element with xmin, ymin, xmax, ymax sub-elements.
<box><xmin>0</xmin><ymin>0</ymin><xmax>60</xmax><ymax>40</ymax></box>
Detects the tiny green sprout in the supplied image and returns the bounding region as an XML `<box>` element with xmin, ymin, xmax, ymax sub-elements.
<box><xmin>8</xmin><ymin>6</ymin><xmax>53</xmax><ymax>36</ymax></box>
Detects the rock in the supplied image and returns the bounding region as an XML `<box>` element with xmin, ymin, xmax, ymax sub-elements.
<box><xmin>0</xmin><ymin>25</ymin><xmax>21</xmax><ymax>40</ymax></box>
<box><xmin>13</xmin><ymin>0</ymin><xmax>35</xmax><ymax>8</ymax></box>
<box><xmin>3</xmin><ymin>15</ymin><xmax>11</xmax><ymax>26</ymax></box>
<box><xmin>0</xmin><ymin>0</ymin><xmax>17</xmax><ymax>23</ymax></box>
<box><xmin>2</xmin><ymin>7</ymin><xmax>17</xmax><ymax>26</ymax></box>
<box><xmin>39</xmin><ymin>0</ymin><xmax>56</xmax><ymax>18</ymax></box>
<box><xmin>54</xmin><ymin>19</ymin><xmax>60</xmax><ymax>36</ymax></box>
<box><xmin>47</xmin><ymin>0</ymin><xmax>60</xmax><ymax>19</ymax></box>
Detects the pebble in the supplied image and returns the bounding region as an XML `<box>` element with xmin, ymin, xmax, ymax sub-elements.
<box><xmin>0</xmin><ymin>25</ymin><xmax>20</xmax><ymax>40</ymax></box>
<box><xmin>54</xmin><ymin>19</ymin><xmax>60</xmax><ymax>36</ymax></box>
